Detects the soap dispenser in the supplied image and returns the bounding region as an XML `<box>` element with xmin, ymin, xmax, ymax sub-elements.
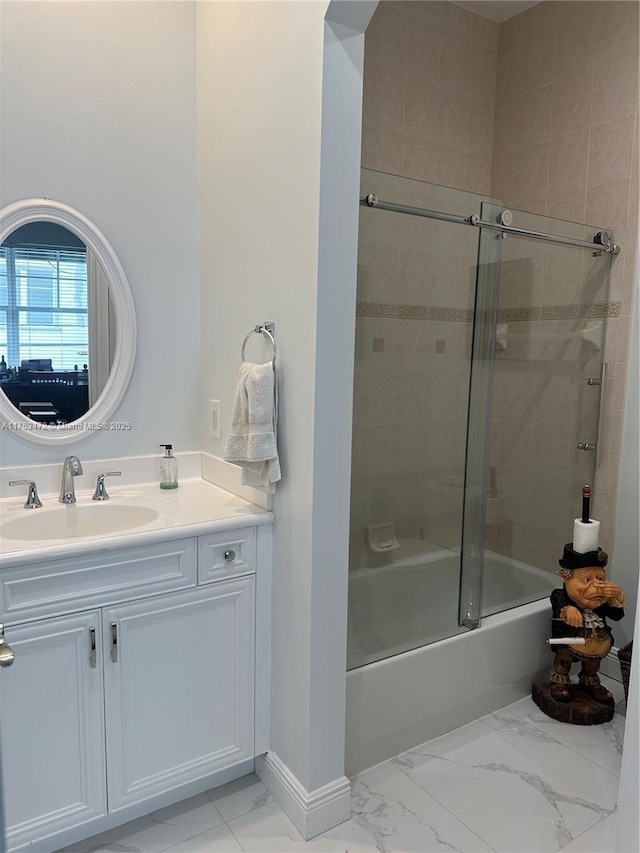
<box><xmin>159</xmin><ymin>444</ymin><xmax>178</xmax><ymax>489</ymax></box>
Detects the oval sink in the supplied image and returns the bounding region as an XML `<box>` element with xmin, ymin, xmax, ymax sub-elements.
<box><xmin>1</xmin><ymin>503</ymin><xmax>160</xmax><ymax>541</ymax></box>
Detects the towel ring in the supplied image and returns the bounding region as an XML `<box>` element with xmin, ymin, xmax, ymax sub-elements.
<box><xmin>241</xmin><ymin>323</ymin><xmax>277</xmax><ymax>365</ymax></box>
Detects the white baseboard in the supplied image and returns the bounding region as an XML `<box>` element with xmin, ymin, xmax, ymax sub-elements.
<box><xmin>255</xmin><ymin>751</ymin><xmax>351</xmax><ymax>840</ymax></box>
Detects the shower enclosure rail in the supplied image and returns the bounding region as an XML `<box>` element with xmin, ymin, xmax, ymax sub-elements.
<box><xmin>361</xmin><ymin>194</ymin><xmax>620</xmax><ymax>255</ymax></box>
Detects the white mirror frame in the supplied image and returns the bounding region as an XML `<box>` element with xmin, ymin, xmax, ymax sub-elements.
<box><xmin>0</xmin><ymin>198</ymin><xmax>136</xmax><ymax>445</ymax></box>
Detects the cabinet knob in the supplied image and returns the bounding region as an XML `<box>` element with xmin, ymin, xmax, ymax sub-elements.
<box><xmin>223</xmin><ymin>549</ymin><xmax>236</xmax><ymax>562</ymax></box>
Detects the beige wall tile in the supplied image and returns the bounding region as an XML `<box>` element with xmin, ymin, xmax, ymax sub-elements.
<box><xmin>522</xmin><ymin>1</ymin><xmax>558</xmax><ymax>38</ymax></box>
<box><xmin>440</xmin><ymin>0</ymin><xmax>473</xmax><ymax>38</ymax></box>
<box><xmin>358</xmin><ymin>204</ymin><xmax>401</xmax><ymax>249</ymax></box>
<box><xmin>554</xmin><ymin>4</ymin><xmax>596</xmax><ymax>81</ymax></box>
<box><xmin>403</xmin><ymin>83</ymin><xmax>439</xmax><ymax>141</ymax></box>
<box><xmin>401</xmin><ymin>135</ymin><xmax>437</xmax><ymax>183</ymax></box>
<box><xmin>360</xmin><ymin>122</ymin><xmax>403</xmax><ymax>174</ymax></box>
<box><xmin>551</xmin><ymin>74</ymin><xmax>593</xmax><ymax>138</ymax></box>
<box><xmin>363</xmin><ymin>61</ymin><xmax>405</xmax><ymax>131</ymax></box>
<box><xmin>438</xmin><ymin>31</ymin><xmax>470</xmax><ymax>95</ymax></box>
<box><xmin>391</xmin><ymin>423</ymin><xmax>428</xmax><ymax>472</ymax></box>
<box><xmin>518</xmin><ymin>142</ymin><xmax>551</xmax><ymax>209</ymax></box>
<box><xmin>357</xmin><ymin>242</ymin><xmax>399</xmax><ymax>304</ymax></box>
<box><xmin>587</xmin><ymin>115</ymin><xmax>635</xmax><ymax>186</ymax></box>
<box><xmin>435</xmin><ymin>89</ymin><xmax>468</xmax><ymax>148</ymax></box>
<box><xmin>364</xmin><ymin>0</ymin><xmax>406</xmax><ymax>76</ymax></box>
<box><xmin>493</xmin><ymin>97</ymin><xmax>518</xmax><ymax>156</ymax></box>
<box><xmin>516</xmin><ymin>86</ymin><xmax>553</xmax><ymax>149</ymax></box>
<box><xmin>545</xmin><ymin>189</ymin><xmax>586</xmax><ymax>224</ymax></box>
<box><xmin>616</xmin><ymin>314</ymin><xmax>632</xmax><ymax>366</ymax></box>
<box><xmin>463</xmin><ymin>156</ymin><xmax>492</xmax><ymax>195</ymax></box>
<box><xmin>405</xmin><ymin>0</ymin><xmax>443</xmax><ymax>33</ymax></box>
<box><xmin>496</xmin><ymin>44</ymin><xmax>525</xmax><ymax>102</ymax></box>
<box><xmin>591</xmin><ymin>33</ymin><xmax>639</xmax><ymax>126</ymax></box>
<box><xmin>351</xmin><ymin>424</ymin><xmax>393</xmax><ymax>478</ymax></box>
<box><xmin>520</xmin><ymin>26</ymin><xmax>557</xmax><ymax>94</ymax></box>
<box><xmin>595</xmin><ymin>0</ymin><xmax>639</xmax><ymax>52</ymax></box>
<box><xmin>357</xmin><ymin>0</ymin><xmax>637</xmax><ymax>573</ymax></box>
<box><xmin>405</xmin><ymin>26</ymin><xmax>440</xmax><ymax>84</ymax></box>
<box><xmin>465</xmin><ymin>98</ymin><xmax>495</xmax><ymax>160</ymax></box>
<box><xmin>618</xmin><ymin>265</ymin><xmax>637</xmax><ymax>316</ymax></box>
<box><xmin>467</xmin><ymin>44</ymin><xmax>498</xmax><ymax>103</ymax></box>
<box><xmin>585</xmin><ymin>178</ymin><xmax>631</xmax><ymax>236</ymax></box>
<box><xmin>397</xmin><ymin>248</ymin><xmax>431</xmax><ymax>306</ymax></box>
<box><xmin>471</xmin><ymin>10</ymin><xmax>499</xmax><ymax>51</ymax></box>
<box><xmin>499</xmin><ymin>12</ymin><xmax>523</xmax><ymax>51</ymax></box>
<box><xmin>547</xmin><ymin>129</ymin><xmax>589</xmax><ymax>195</ymax></box>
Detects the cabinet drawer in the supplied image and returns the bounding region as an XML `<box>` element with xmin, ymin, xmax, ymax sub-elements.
<box><xmin>0</xmin><ymin>538</ymin><xmax>197</xmax><ymax>624</ymax></box>
<box><xmin>198</xmin><ymin>527</ymin><xmax>256</xmax><ymax>584</ymax></box>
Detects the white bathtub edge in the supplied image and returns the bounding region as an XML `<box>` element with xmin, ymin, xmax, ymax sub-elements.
<box><xmin>345</xmin><ymin>598</ymin><xmax>552</xmax><ymax>775</ymax></box>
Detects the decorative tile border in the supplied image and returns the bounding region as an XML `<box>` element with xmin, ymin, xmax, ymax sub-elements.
<box><xmin>497</xmin><ymin>306</ymin><xmax>541</xmax><ymax>321</ymax></box>
<box><xmin>356</xmin><ymin>302</ymin><xmax>473</xmax><ymax>321</ymax></box>
<box><xmin>357</xmin><ymin>301</ymin><xmax>621</xmax><ymax>322</ymax></box>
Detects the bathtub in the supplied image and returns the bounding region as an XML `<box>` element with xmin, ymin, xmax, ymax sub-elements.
<box><xmin>345</xmin><ymin>546</ymin><xmax>557</xmax><ymax>775</ymax></box>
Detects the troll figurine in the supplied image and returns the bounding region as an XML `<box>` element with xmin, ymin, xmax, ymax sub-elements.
<box><xmin>548</xmin><ymin>545</ymin><xmax>626</xmax><ymax>704</ymax></box>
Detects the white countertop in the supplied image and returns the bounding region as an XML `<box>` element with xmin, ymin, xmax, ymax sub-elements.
<box><xmin>0</xmin><ymin>478</ymin><xmax>273</xmax><ymax>567</ymax></box>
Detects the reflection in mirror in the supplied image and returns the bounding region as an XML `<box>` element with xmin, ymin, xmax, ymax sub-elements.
<box><xmin>0</xmin><ymin>221</ymin><xmax>115</xmax><ymax>425</ymax></box>
<box><xmin>0</xmin><ymin>198</ymin><xmax>136</xmax><ymax>446</ymax></box>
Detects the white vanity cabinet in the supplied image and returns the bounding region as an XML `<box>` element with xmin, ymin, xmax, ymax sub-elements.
<box><xmin>0</xmin><ymin>611</ymin><xmax>107</xmax><ymax>844</ymax></box>
<box><xmin>104</xmin><ymin>578</ymin><xmax>255</xmax><ymax>811</ymax></box>
<box><xmin>0</xmin><ymin>523</ymin><xmax>269</xmax><ymax>853</ymax></box>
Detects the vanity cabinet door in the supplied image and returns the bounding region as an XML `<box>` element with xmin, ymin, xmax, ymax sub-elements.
<box><xmin>0</xmin><ymin>612</ymin><xmax>106</xmax><ymax>850</ymax></box>
<box><xmin>103</xmin><ymin>578</ymin><xmax>255</xmax><ymax>811</ymax></box>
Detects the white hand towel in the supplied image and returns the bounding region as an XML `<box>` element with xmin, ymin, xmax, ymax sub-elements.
<box><xmin>223</xmin><ymin>361</ymin><xmax>281</xmax><ymax>493</ymax></box>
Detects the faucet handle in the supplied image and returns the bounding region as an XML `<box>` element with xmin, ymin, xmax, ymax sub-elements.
<box><xmin>92</xmin><ymin>471</ymin><xmax>122</xmax><ymax>501</ymax></box>
<box><xmin>9</xmin><ymin>480</ymin><xmax>43</xmax><ymax>509</ymax></box>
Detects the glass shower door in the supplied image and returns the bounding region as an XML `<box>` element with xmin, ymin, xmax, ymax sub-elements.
<box><xmin>461</xmin><ymin>203</ymin><xmax>614</xmax><ymax>626</ymax></box>
<box><xmin>348</xmin><ymin>170</ymin><xmax>487</xmax><ymax>669</ymax></box>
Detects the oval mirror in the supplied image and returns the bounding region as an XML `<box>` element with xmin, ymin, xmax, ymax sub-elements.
<box><xmin>0</xmin><ymin>199</ymin><xmax>136</xmax><ymax>445</ymax></box>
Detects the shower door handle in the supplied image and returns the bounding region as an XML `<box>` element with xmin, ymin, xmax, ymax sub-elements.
<box><xmin>583</xmin><ymin>363</ymin><xmax>606</xmax><ymax>466</ymax></box>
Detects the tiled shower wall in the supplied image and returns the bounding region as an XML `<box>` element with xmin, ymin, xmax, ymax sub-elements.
<box><xmin>352</xmin><ymin>2</ymin><xmax>499</xmax><ymax>568</ymax></box>
<box><xmin>491</xmin><ymin>0</ymin><xmax>639</xmax><ymax>559</ymax></box>
<box><xmin>353</xmin><ymin>0</ymin><xmax>638</xmax><ymax>571</ymax></box>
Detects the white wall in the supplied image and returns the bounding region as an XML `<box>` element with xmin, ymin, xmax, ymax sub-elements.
<box><xmin>198</xmin><ymin>0</ymin><xmax>328</xmax><ymax>793</ymax></box>
<box><xmin>0</xmin><ymin>2</ymin><xmax>201</xmax><ymax>467</ymax></box>
<box><xmin>197</xmin><ymin>0</ymin><xmax>373</xmax><ymax>797</ymax></box>
<box><xmin>613</xmin><ymin>262</ymin><xmax>639</xmax><ymax>852</ymax></box>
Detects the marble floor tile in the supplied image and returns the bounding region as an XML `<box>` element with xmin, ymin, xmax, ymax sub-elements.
<box><xmin>349</xmin><ymin>759</ymin><xmax>494</xmax><ymax>852</ymax></box>
<box><xmin>60</xmin><ymin>793</ymin><xmax>225</xmax><ymax>853</ymax></box>
<box><xmin>163</xmin><ymin>824</ymin><xmax>244</xmax><ymax>853</ymax></box>
<box><xmin>58</xmin><ymin>689</ymin><xmax>627</xmax><ymax>853</ymax></box>
<box><xmin>206</xmin><ymin>774</ymin><xmax>273</xmax><ymax>823</ymax></box>
<box><xmin>225</xmin><ymin>800</ymin><xmax>307</xmax><ymax>852</ymax></box>
<box><xmin>487</xmin><ymin>696</ymin><xmax>626</xmax><ymax>776</ymax></box>
<box><xmin>392</xmin><ymin>717</ymin><xmax>619</xmax><ymax>853</ymax></box>
<box><xmin>226</xmin><ymin>800</ymin><xmax>378</xmax><ymax>852</ymax></box>
<box><xmin>559</xmin><ymin>813</ymin><xmax>617</xmax><ymax>852</ymax></box>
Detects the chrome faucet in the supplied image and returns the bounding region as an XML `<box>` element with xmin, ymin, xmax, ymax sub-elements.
<box><xmin>59</xmin><ymin>455</ymin><xmax>83</xmax><ymax>504</ymax></box>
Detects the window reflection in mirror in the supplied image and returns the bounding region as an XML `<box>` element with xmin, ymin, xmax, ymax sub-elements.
<box><xmin>0</xmin><ymin>221</ymin><xmax>114</xmax><ymax>425</ymax></box>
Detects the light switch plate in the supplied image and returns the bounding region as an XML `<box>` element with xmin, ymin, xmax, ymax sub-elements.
<box><xmin>210</xmin><ymin>399</ymin><xmax>221</xmax><ymax>440</ymax></box>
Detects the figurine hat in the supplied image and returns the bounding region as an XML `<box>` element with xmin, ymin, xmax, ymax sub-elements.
<box><xmin>558</xmin><ymin>544</ymin><xmax>608</xmax><ymax>572</ymax></box>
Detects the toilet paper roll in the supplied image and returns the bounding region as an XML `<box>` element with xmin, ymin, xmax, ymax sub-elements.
<box><xmin>573</xmin><ymin>518</ymin><xmax>600</xmax><ymax>554</ymax></box>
